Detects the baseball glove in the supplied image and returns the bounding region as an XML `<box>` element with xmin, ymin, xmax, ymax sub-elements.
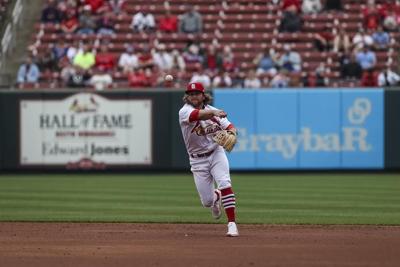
<box><xmin>213</xmin><ymin>130</ymin><xmax>237</xmax><ymax>152</ymax></box>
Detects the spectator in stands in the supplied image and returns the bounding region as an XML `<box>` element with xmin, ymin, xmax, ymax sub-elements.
<box><xmin>243</xmin><ymin>69</ymin><xmax>261</xmax><ymax>88</ymax></box>
<box><xmin>60</xmin><ymin>11</ymin><xmax>79</xmax><ymax>33</ymax></box>
<box><xmin>324</xmin><ymin>0</ymin><xmax>342</xmax><ymax>11</ymax></box>
<box><xmin>95</xmin><ymin>44</ymin><xmax>116</xmax><ymax>71</ymax></box>
<box><xmin>372</xmin><ymin>26</ymin><xmax>390</xmax><ymax>51</ymax></box>
<box><xmin>212</xmin><ymin>71</ymin><xmax>233</xmax><ymax>88</ymax></box>
<box><xmin>67</xmin><ymin>40</ymin><xmax>82</xmax><ymax>63</ymax></box>
<box><xmin>52</xmin><ymin>39</ymin><xmax>68</xmax><ymax>62</ymax></box>
<box><xmin>57</xmin><ymin>0</ymin><xmax>79</xmax><ymax>19</ymax></box>
<box><xmin>106</xmin><ymin>0</ymin><xmax>127</xmax><ymax>15</ymax></box>
<box><xmin>96</xmin><ymin>11</ymin><xmax>115</xmax><ymax>35</ymax></box>
<box><xmin>118</xmin><ymin>45</ymin><xmax>139</xmax><ymax>74</ymax></box>
<box><xmin>153</xmin><ymin>44</ymin><xmax>173</xmax><ymax>71</ymax></box>
<box><xmin>378</xmin><ymin>64</ymin><xmax>400</xmax><ymax>86</ymax></box>
<box><xmin>352</xmin><ymin>27</ymin><xmax>373</xmax><ymax>52</ymax></box>
<box><xmin>60</xmin><ymin>59</ymin><xmax>76</xmax><ymax>86</ymax></box>
<box><xmin>361</xmin><ymin>69</ymin><xmax>378</xmax><ymax>87</ymax></box>
<box><xmin>190</xmin><ymin>64</ymin><xmax>211</xmax><ymax>88</ymax></box>
<box><xmin>73</xmin><ymin>44</ymin><xmax>95</xmax><ymax>70</ymax></box>
<box><xmin>383</xmin><ymin>11</ymin><xmax>399</xmax><ymax>32</ymax></box>
<box><xmin>36</xmin><ymin>50</ymin><xmax>58</xmax><ymax>72</ymax></box>
<box><xmin>221</xmin><ymin>45</ymin><xmax>237</xmax><ymax>73</ymax></box>
<box><xmin>302</xmin><ymin>64</ymin><xmax>327</xmax><ymax>87</ymax></box>
<box><xmin>313</xmin><ymin>26</ymin><xmax>334</xmax><ymax>52</ymax></box>
<box><xmin>289</xmin><ymin>72</ymin><xmax>302</xmax><ymax>87</ymax></box>
<box><xmin>302</xmin><ymin>71</ymin><xmax>324</xmax><ymax>87</ymax></box>
<box><xmin>179</xmin><ymin>5</ymin><xmax>203</xmax><ymax>34</ymax></box>
<box><xmin>77</xmin><ymin>5</ymin><xmax>97</xmax><ymax>34</ymax></box>
<box><xmin>66</xmin><ymin>67</ymin><xmax>91</xmax><ymax>88</ymax></box>
<box><xmin>333</xmin><ymin>27</ymin><xmax>351</xmax><ymax>53</ymax></box>
<box><xmin>85</xmin><ymin>0</ymin><xmax>107</xmax><ymax>14</ymax></box>
<box><xmin>277</xmin><ymin>44</ymin><xmax>302</xmax><ymax>73</ymax></box>
<box><xmin>170</xmin><ymin>49</ymin><xmax>186</xmax><ymax>73</ymax></box>
<box><xmin>279</xmin><ymin>6</ymin><xmax>302</xmax><ymax>33</ymax></box>
<box><xmin>383</xmin><ymin>0</ymin><xmax>400</xmax><ymax>31</ymax></box>
<box><xmin>254</xmin><ymin>47</ymin><xmax>278</xmax><ymax>75</ymax></box>
<box><xmin>202</xmin><ymin>44</ymin><xmax>223</xmax><ymax>76</ymax></box>
<box><xmin>183</xmin><ymin>39</ymin><xmax>203</xmax><ymax>63</ymax></box>
<box><xmin>128</xmin><ymin>68</ymin><xmax>152</xmax><ymax>87</ymax></box>
<box><xmin>159</xmin><ymin>9</ymin><xmax>178</xmax><ymax>33</ymax></box>
<box><xmin>138</xmin><ymin>44</ymin><xmax>155</xmax><ymax>70</ymax></box>
<box><xmin>131</xmin><ymin>7</ymin><xmax>156</xmax><ymax>33</ymax></box>
<box><xmin>167</xmin><ymin>49</ymin><xmax>186</xmax><ymax>86</ymax></box>
<box><xmin>260</xmin><ymin>73</ymin><xmax>272</xmax><ymax>88</ymax></box>
<box><xmin>356</xmin><ymin>46</ymin><xmax>376</xmax><ymax>71</ymax></box>
<box><xmin>362</xmin><ymin>0</ymin><xmax>387</xmax><ymax>31</ymax></box>
<box><xmin>281</xmin><ymin>0</ymin><xmax>301</xmax><ymax>13</ymax></box>
<box><xmin>269</xmin><ymin>69</ymin><xmax>290</xmax><ymax>88</ymax></box>
<box><xmin>89</xmin><ymin>68</ymin><xmax>113</xmax><ymax>90</ymax></box>
<box><xmin>340</xmin><ymin>53</ymin><xmax>362</xmax><ymax>79</ymax></box>
<box><xmin>302</xmin><ymin>0</ymin><xmax>323</xmax><ymax>14</ymax></box>
<box><xmin>17</xmin><ymin>57</ymin><xmax>41</xmax><ymax>85</ymax></box>
<box><xmin>41</xmin><ymin>0</ymin><xmax>62</xmax><ymax>24</ymax></box>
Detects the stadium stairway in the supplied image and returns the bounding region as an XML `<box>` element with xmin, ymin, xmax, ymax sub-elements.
<box><xmin>0</xmin><ymin>0</ymin><xmax>45</xmax><ymax>88</ymax></box>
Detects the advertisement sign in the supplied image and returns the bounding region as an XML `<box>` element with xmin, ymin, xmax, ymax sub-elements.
<box><xmin>255</xmin><ymin>91</ymin><xmax>298</xmax><ymax>168</ymax></box>
<box><xmin>298</xmin><ymin>90</ymin><xmax>341</xmax><ymax>168</ymax></box>
<box><xmin>214</xmin><ymin>89</ymin><xmax>384</xmax><ymax>169</ymax></box>
<box><xmin>214</xmin><ymin>90</ymin><xmax>256</xmax><ymax>168</ymax></box>
<box><xmin>20</xmin><ymin>93</ymin><xmax>152</xmax><ymax>167</ymax></box>
<box><xmin>341</xmin><ymin>90</ymin><xmax>384</xmax><ymax>168</ymax></box>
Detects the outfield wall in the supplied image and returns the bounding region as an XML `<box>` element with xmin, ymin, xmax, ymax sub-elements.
<box><xmin>214</xmin><ymin>89</ymin><xmax>384</xmax><ymax>170</ymax></box>
<box><xmin>0</xmin><ymin>88</ymin><xmax>399</xmax><ymax>171</ymax></box>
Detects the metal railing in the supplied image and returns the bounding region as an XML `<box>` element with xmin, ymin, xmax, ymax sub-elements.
<box><xmin>0</xmin><ymin>0</ymin><xmax>25</xmax><ymax>88</ymax></box>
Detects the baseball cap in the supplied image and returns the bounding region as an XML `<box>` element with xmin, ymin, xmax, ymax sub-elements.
<box><xmin>186</xmin><ymin>82</ymin><xmax>205</xmax><ymax>94</ymax></box>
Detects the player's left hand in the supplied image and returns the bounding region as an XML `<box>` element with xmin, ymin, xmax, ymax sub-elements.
<box><xmin>213</xmin><ymin>130</ymin><xmax>237</xmax><ymax>152</ymax></box>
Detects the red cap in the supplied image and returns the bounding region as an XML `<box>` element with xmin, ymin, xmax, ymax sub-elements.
<box><xmin>186</xmin><ymin>82</ymin><xmax>205</xmax><ymax>94</ymax></box>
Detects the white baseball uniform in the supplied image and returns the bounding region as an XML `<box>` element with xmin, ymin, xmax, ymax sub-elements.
<box><xmin>179</xmin><ymin>103</ymin><xmax>233</xmax><ymax>207</ymax></box>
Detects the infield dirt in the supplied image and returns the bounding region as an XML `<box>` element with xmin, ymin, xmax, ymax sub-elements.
<box><xmin>1</xmin><ymin>223</ymin><xmax>399</xmax><ymax>267</ymax></box>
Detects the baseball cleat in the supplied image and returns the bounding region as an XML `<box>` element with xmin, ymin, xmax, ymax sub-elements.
<box><xmin>226</xmin><ymin>222</ymin><xmax>239</xmax><ymax>237</ymax></box>
<box><xmin>211</xmin><ymin>189</ymin><xmax>222</xmax><ymax>219</ymax></box>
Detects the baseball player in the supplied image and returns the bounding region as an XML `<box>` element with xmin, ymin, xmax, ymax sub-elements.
<box><xmin>178</xmin><ymin>82</ymin><xmax>239</xmax><ymax>237</ymax></box>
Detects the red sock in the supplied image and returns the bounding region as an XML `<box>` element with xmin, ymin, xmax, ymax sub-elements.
<box><xmin>221</xmin><ymin>187</ymin><xmax>236</xmax><ymax>222</ymax></box>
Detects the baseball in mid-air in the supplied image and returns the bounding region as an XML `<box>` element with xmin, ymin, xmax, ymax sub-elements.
<box><xmin>165</xmin><ymin>74</ymin><xmax>174</xmax><ymax>82</ymax></box>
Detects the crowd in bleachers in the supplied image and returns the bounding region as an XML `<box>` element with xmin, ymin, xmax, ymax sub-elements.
<box><xmin>15</xmin><ymin>0</ymin><xmax>400</xmax><ymax>89</ymax></box>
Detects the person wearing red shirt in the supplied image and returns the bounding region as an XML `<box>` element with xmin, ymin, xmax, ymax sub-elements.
<box><xmin>95</xmin><ymin>45</ymin><xmax>115</xmax><ymax>71</ymax></box>
<box><xmin>138</xmin><ymin>45</ymin><xmax>155</xmax><ymax>70</ymax></box>
<box><xmin>361</xmin><ymin>70</ymin><xmax>378</xmax><ymax>87</ymax></box>
<box><xmin>281</xmin><ymin>0</ymin><xmax>301</xmax><ymax>12</ymax></box>
<box><xmin>128</xmin><ymin>69</ymin><xmax>152</xmax><ymax>87</ymax></box>
<box><xmin>202</xmin><ymin>45</ymin><xmax>222</xmax><ymax>76</ymax></box>
<box><xmin>221</xmin><ymin>45</ymin><xmax>237</xmax><ymax>73</ymax></box>
<box><xmin>85</xmin><ymin>0</ymin><xmax>106</xmax><ymax>13</ymax></box>
<box><xmin>159</xmin><ymin>10</ymin><xmax>178</xmax><ymax>33</ymax></box>
<box><xmin>390</xmin><ymin>0</ymin><xmax>400</xmax><ymax>16</ymax></box>
<box><xmin>61</xmin><ymin>12</ymin><xmax>79</xmax><ymax>33</ymax></box>
<box><xmin>362</xmin><ymin>0</ymin><xmax>387</xmax><ymax>30</ymax></box>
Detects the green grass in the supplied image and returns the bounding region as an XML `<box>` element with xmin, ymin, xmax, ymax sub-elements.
<box><xmin>0</xmin><ymin>173</ymin><xmax>399</xmax><ymax>224</ymax></box>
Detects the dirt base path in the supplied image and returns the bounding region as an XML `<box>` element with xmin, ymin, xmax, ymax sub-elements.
<box><xmin>1</xmin><ymin>223</ymin><xmax>400</xmax><ymax>267</ymax></box>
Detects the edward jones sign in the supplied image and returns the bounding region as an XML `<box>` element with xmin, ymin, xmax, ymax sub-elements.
<box><xmin>20</xmin><ymin>93</ymin><xmax>152</xmax><ymax>167</ymax></box>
